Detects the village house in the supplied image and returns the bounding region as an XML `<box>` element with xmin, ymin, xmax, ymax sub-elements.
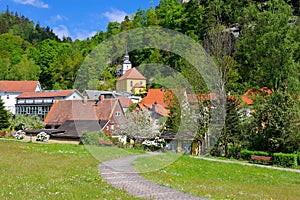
<box><xmin>139</xmin><ymin>88</ymin><xmax>170</xmax><ymax>118</ymax></box>
<box><xmin>83</xmin><ymin>90</ymin><xmax>134</xmax><ymax>113</ymax></box>
<box><xmin>0</xmin><ymin>80</ymin><xmax>41</xmax><ymax>114</ymax></box>
<box><xmin>15</xmin><ymin>89</ymin><xmax>83</xmax><ymax>119</ymax></box>
<box><xmin>116</xmin><ymin>51</ymin><xmax>147</xmax><ymax>95</ymax></box>
<box><xmin>43</xmin><ymin>98</ymin><xmax>125</xmax><ymax>141</ymax></box>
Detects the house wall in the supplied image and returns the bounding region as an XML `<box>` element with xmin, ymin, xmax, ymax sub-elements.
<box><xmin>133</xmin><ymin>87</ymin><xmax>146</xmax><ymax>95</ymax></box>
<box><xmin>116</xmin><ymin>79</ymin><xmax>146</xmax><ymax>93</ymax></box>
<box><xmin>108</xmin><ymin>101</ymin><xmax>125</xmax><ymax>136</ymax></box>
<box><xmin>0</xmin><ymin>92</ymin><xmax>21</xmax><ymax>114</ymax></box>
<box><xmin>116</xmin><ymin>79</ymin><xmax>126</xmax><ymax>92</ymax></box>
<box><xmin>64</xmin><ymin>92</ymin><xmax>83</xmax><ymax>100</ymax></box>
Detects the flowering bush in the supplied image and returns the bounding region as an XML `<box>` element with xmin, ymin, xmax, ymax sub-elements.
<box><xmin>14</xmin><ymin>130</ymin><xmax>26</xmax><ymax>140</ymax></box>
<box><xmin>36</xmin><ymin>132</ymin><xmax>50</xmax><ymax>142</ymax></box>
<box><xmin>142</xmin><ymin>137</ymin><xmax>165</xmax><ymax>151</ymax></box>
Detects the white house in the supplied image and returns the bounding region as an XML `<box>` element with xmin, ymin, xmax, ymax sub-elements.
<box><xmin>15</xmin><ymin>89</ymin><xmax>83</xmax><ymax>119</ymax></box>
<box><xmin>0</xmin><ymin>81</ymin><xmax>41</xmax><ymax>114</ymax></box>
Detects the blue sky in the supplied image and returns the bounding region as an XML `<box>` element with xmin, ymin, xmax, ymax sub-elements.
<box><xmin>1</xmin><ymin>0</ymin><xmax>159</xmax><ymax>40</ymax></box>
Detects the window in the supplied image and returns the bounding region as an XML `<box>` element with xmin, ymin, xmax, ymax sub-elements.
<box><xmin>130</xmin><ymin>81</ymin><xmax>133</xmax><ymax>87</ymax></box>
<box><xmin>35</xmin><ymin>99</ymin><xmax>43</xmax><ymax>103</ymax></box>
<box><xmin>38</xmin><ymin>107</ymin><xmax>42</xmax><ymax>114</ymax></box>
<box><xmin>26</xmin><ymin>99</ymin><xmax>34</xmax><ymax>104</ymax></box>
<box><xmin>115</xmin><ymin>111</ymin><xmax>121</xmax><ymax>116</ymax></box>
<box><xmin>140</xmin><ymin>81</ymin><xmax>143</xmax><ymax>85</ymax></box>
<box><xmin>6</xmin><ymin>95</ymin><xmax>9</xmax><ymax>99</ymax></box>
<box><xmin>18</xmin><ymin>99</ymin><xmax>25</xmax><ymax>104</ymax></box>
<box><xmin>44</xmin><ymin>99</ymin><xmax>52</xmax><ymax>103</ymax></box>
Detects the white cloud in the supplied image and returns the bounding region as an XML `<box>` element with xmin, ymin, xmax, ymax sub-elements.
<box><xmin>13</xmin><ymin>0</ymin><xmax>49</xmax><ymax>8</ymax></box>
<box><xmin>103</xmin><ymin>8</ymin><xmax>127</xmax><ymax>23</ymax></box>
<box><xmin>48</xmin><ymin>14</ymin><xmax>68</xmax><ymax>24</ymax></box>
<box><xmin>53</xmin><ymin>25</ymin><xmax>70</xmax><ymax>40</ymax></box>
<box><xmin>75</xmin><ymin>30</ymin><xmax>97</xmax><ymax>40</ymax></box>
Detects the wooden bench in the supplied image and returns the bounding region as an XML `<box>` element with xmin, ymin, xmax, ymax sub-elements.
<box><xmin>251</xmin><ymin>155</ymin><xmax>272</xmax><ymax>163</ymax></box>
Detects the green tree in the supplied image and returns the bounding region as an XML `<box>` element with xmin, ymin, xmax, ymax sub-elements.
<box><xmin>0</xmin><ymin>98</ymin><xmax>10</xmax><ymax>130</ymax></box>
<box><xmin>10</xmin><ymin>114</ymin><xmax>44</xmax><ymax>130</ymax></box>
<box><xmin>203</xmin><ymin>25</ymin><xmax>240</xmax><ymax>93</ymax></box>
<box><xmin>250</xmin><ymin>89</ymin><xmax>300</xmax><ymax>153</ymax></box>
<box><xmin>235</xmin><ymin>0</ymin><xmax>298</xmax><ymax>92</ymax></box>
<box><xmin>33</xmin><ymin>39</ymin><xmax>61</xmax><ymax>89</ymax></box>
<box><xmin>219</xmin><ymin>97</ymin><xmax>241</xmax><ymax>157</ymax></box>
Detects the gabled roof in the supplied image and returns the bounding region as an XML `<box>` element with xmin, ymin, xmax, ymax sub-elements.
<box><xmin>16</xmin><ymin>90</ymin><xmax>80</xmax><ymax>99</ymax></box>
<box><xmin>153</xmin><ymin>103</ymin><xmax>169</xmax><ymax>117</ymax></box>
<box><xmin>44</xmin><ymin>99</ymin><xmax>122</xmax><ymax>126</ymax></box>
<box><xmin>141</xmin><ymin>88</ymin><xmax>169</xmax><ymax>109</ymax></box>
<box><xmin>117</xmin><ymin>67</ymin><xmax>146</xmax><ymax>81</ymax></box>
<box><xmin>0</xmin><ymin>81</ymin><xmax>40</xmax><ymax>93</ymax></box>
<box><xmin>133</xmin><ymin>82</ymin><xmax>146</xmax><ymax>88</ymax></box>
<box><xmin>56</xmin><ymin>120</ymin><xmax>105</xmax><ymax>138</ymax></box>
<box><xmin>242</xmin><ymin>87</ymin><xmax>272</xmax><ymax>105</ymax></box>
<box><xmin>117</xmin><ymin>97</ymin><xmax>133</xmax><ymax>108</ymax></box>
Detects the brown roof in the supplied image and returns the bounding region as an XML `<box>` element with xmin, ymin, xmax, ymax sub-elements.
<box><xmin>117</xmin><ymin>68</ymin><xmax>146</xmax><ymax>81</ymax></box>
<box><xmin>44</xmin><ymin>99</ymin><xmax>121</xmax><ymax>126</ymax></box>
<box><xmin>0</xmin><ymin>81</ymin><xmax>39</xmax><ymax>93</ymax></box>
<box><xmin>17</xmin><ymin>90</ymin><xmax>78</xmax><ymax>98</ymax></box>
<box><xmin>154</xmin><ymin>104</ymin><xmax>169</xmax><ymax>116</ymax></box>
<box><xmin>132</xmin><ymin>82</ymin><xmax>146</xmax><ymax>88</ymax></box>
<box><xmin>242</xmin><ymin>87</ymin><xmax>272</xmax><ymax>105</ymax></box>
<box><xmin>117</xmin><ymin>97</ymin><xmax>133</xmax><ymax>108</ymax></box>
<box><xmin>141</xmin><ymin>89</ymin><xmax>169</xmax><ymax>109</ymax></box>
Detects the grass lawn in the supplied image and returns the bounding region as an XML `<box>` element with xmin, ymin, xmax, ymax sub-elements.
<box><xmin>132</xmin><ymin>154</ymin><xmax>300</xmax><ymax>200</ymax></box>
<box><xmin>0</xmin><ymin>139</ymin><xmax>142</xmax><ymax>200</ymax></box>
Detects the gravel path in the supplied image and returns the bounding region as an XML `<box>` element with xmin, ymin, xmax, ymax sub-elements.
<box><xmin>99</xmin><ymin>153</ymin><xmax>204</xmax><ymax>200</ymax></box>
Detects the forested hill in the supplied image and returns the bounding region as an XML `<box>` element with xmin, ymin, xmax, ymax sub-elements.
<box><xmin>0</xmin><ymin>0</ymin><xmax>299</xmax><ymax>94</ymax></box>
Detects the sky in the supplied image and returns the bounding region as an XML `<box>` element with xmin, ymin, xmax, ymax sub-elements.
<box><xmin>1</xmin><ymin>0</ymin><xmax>160</xmax><ymax>40</ymax></box>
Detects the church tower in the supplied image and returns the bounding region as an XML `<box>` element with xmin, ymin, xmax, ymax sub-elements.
<box><xmin>122</xmin><ymin>49</ymin><xmax>132</xmax><ymax>75</ymax></box>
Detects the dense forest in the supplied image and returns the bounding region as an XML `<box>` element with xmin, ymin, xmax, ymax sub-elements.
<box><xmin>1</xmin><ymin>0</ymin><xmax>300</xmax><ymax>154</ymax></box>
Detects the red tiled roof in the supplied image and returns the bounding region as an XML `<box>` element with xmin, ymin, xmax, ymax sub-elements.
<box><xmin>132</xmin><ymin>82</ymin><xmax>145</xmax><ymax>88</ymax></box>
<box><xmin>141</xmin><ymin>88</ymin><xmax>169</xmax><ymax>109</ymax></box>
<box><xmin>154</xmin><ymin>104</ymin><xmax>169</xmax><ymax>116</ymax></box>
<box><xmin>0</xmin><ymin>81</ymin><xmax>39</xmax><ymax>93</ymax></box>
<box><xmin>242</xmin><ymin>87</ymin><xmax>272</xmax><ymax>105</ymax></box>
<box><xmin>17</xmin><ymin>90</ymin><xmax>77</xmax><ymax>98</ymax></box>
<box><xmin>44</xmin><ymin>99</ymin><xmax>120</xmax><ymax>126</ymax></box>
<box><xmin>117</xmin><ymin>97</ymin><xmax>133</xmax><ymax>108</ymax></box>
<box><xmin>117</xmin><ymin>68</ymin><xmax>146</xmax><ymax>81</ymax></box>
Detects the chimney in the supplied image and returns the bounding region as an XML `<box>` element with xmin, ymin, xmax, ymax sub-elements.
<box><xmin>152</xmin><ymin>101</ymin><xmax>157</xmax><ymax>112</ymax></box>
<box><xmin>100</xmin><ymin>95</ymin><xmax>105</xmax><ymax>102</ymax></box>
<box><xmin>83</xmin><ymin>96</ymin><xmax>88</xmax><ymax>104</ymax></box>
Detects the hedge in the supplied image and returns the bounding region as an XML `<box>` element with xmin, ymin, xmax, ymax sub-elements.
<box><xmin>273</xmin><ymin>153</ymin><xmax>298</xmax><ymax>168</ymax></box>
<box><xmin>240</xmin><ymin>149</ymin><xmax>269</xmax><ymax>160</ymax></box>
<box><xmin>297</xmin><ymin>152</ymin><xmax>300</xmax><ymax>165</ymax></box>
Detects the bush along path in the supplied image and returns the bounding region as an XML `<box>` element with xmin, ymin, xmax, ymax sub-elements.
<box><xmin>99</xmin><ymin>153</ymin><xmax>204</xmax><ymax>200</ymax></box>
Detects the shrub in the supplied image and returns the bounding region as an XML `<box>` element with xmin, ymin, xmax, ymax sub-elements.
<box><xmin>240</xmin><ymin>149</ymin><xmax>269</xmax><ymax>160</ymax></box>
<box><xmin>273</xmin><ymin>153</ymin><xmax>297</xmax><ymax>168</ymax></box>
<box><xmin>80</xmin><ymin>131</ymin><xmax>101</xmax><ymax>145</ymax></box>
<box><xmin>297</xmin><ymin>152</ymin><xmax>300</xmax><ymax>165</ymax></box>
<box><xmin>80</xmin><ymin>131</ymin><xmax>112</xmax><ymax>146</ymax></box>
<box><xmin>10</xmin><ymin>114</ymin><xmax>44</xmax><ymax>130</ymax></box>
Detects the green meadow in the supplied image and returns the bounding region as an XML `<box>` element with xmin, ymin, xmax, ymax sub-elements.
<box><xmin>1</xmin><ymin>139</ymin><xmax>300</xmax><ymax>200</ymax></box>
<box><xmin>0</xmin><ymin>140</ymin><xmax>141</xmax><ymax>200</ymax></box>
<box><xmin>133</xmin><ymin>154</ymin><xmax>300</xmax><ymax>200</ymax></box>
